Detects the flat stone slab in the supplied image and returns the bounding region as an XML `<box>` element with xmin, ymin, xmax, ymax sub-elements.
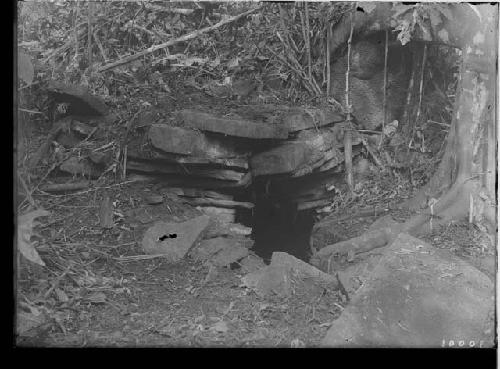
<box><xmin>179</xmin><ymin>109</ymin><xmax>288</xmax><ymax>139</ymax></box>
<box><xmin>250</xmin><ymin>129</ymin><xmax>336</xmax><ymax>177</ymax></box>
<box><xmin>141</xmin><ymin>216</ymin><xmax>210</xmax><ymax>261</ymax></box>
<box><xmin>205</xmin><ymin>221</ymin><xmax>252</xmax><ymax>239</ymax></box>
<box><xmin>127</xmin><ymin>160</ymin><xmax>245</xmax><ymax>182</ymax></box>
<box><xmin>196</xmin><ymin>206</ymin><xmax>236</xmax><ymax>224</ymax></box>
<box><xmin>47</xmin><ymin>81</ymin><xmax>108</xmax><ymax>116</ymax></box>
<box><xmin>241</xmin><ymin>252</ymin><xmax>338</xmax><ymax>298</ymax></box>
<box><xmin>322</xmin><ymin>233</ymin><xmax>495</xmax><ymax>347</ymax></box>
<box><xmin>283</xmin><ymin>107</ymin><xmax>344</xmax><ymax>132</ymax></box>
<box><xmin>189</xmin><ymin>237</ymin><xmax>249</xmax><ymax>267</ymax></box>
<box><xmin>128</xmin><ymin>148</ymin><xmax>249</xmax><ymax>171</ymax></box>
<box><xmin>250</xmin><ymin>127</ymin><xmax>350</xmax><ymax>177</ymax></box>
<box><xmin>148</xmin><ymin>124</ymin><xmax>244</xmax><ymax>158</ymax></box>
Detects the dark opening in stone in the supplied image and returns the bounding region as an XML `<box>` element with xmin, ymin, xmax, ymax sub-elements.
<box><xmin>251</xmin><ymin>198</ymin><xmax>314</xmax><ymax>263</ymax></box>
<box><xmin>236</xmin><ymin>178</ymin><xmax>315</xmax><ymax>263</ymax></box>
<box><xmin>158</xmin><ymin>233</ymin><xmax>177</xmax><ymax>241</ymax></box>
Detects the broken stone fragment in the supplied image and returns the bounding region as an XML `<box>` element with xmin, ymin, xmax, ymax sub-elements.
<box><xmin>189</xmin><ymin>236</ymin><xmax>250</xmax><ymax>267</ymax></box>
<box><xmin>210</xmin><ymin>244</ymin><xmax>249</xmax><ymax>267</ymax></box>
<box><xmin>196</xmin><ymin>206</ymin><xmax>236</xmax><ymax>224</ymax></box>
<box><xmin>141</xmin><ymin>215</ymin><xmax>210</xmax><ymax>261</ymax></box>
<box><xmin>204</xmin><ymin>221</ymin><xmax>252</xmax><ymax>239</ymax></box>
<box><xmin>190</xmin><ymin>237</ymin><xmax>232</xmax><ymax>262</ymax></box>
<box><xmin>239</xmin><ymin>253</ymin><xmax>266</xmax><ymax>273</ymax></box>
<box><xmin>241</xmin><ymin>252</ymin><xmax>338</xmax><ymax>298</ymax></box>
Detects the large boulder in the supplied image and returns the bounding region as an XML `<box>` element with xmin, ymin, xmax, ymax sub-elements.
<box><xmin>321</xmin><ymin>233</ymin><xmax>495</xmax><ymax>347</ymax></box>
<box><xmin>330</xmin><ymin>40</ymin><xmax>409</xmax><ymax>130</ymax></box>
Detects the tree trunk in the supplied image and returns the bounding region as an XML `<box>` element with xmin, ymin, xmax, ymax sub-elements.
<box><xmin>406</xmin><ymin>4</ymin><xmax>497</xmax><ymax>237</ymax></box>
<box><xmin>312</xmin><ymin>3</ymin><xmax>497</xmax><ymax>265</ymax></box>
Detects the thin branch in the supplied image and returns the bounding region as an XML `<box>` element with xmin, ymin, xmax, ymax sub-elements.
<box><xmin>415</xmin><ymin>44</ymin><xmax>428</xmax><ymax>125</ymax></box>
<box><xmin>39</xmin><ymin>182</ymin><xmax>91</xmax><ymax>193</ymax></box>
<box><xmin>93</xmin><ymin>30</ymin><xmax>108</xmax><ymax>62</ymax></box>
<box><xmin>266</xmin><ymin>45</ymin><xmax>318</xmax><ymax>96</ymax></box>
<box><xmin>402</xmin><ymin>60</ymin><xmax>417</xmax><ymax>136</ymax></box>
<box><xmin>304</xmin><ymin>2</ymin><xmax>312</xmax><ymax>81</ymax></box>
<box><xmin>380</xmin><ymin>29</ymin><xmax>389</xmax><ymax>149</ymax></box>
<box><xmin>18</xmin><ymin>173</ymin><xmax>36</xmax><ymax>208</ymax></box>
<box><xmin>344</xmin><ymin>3</ymin><xmax>356</xmax><ymax>192</ymax></box>
<box><xmin>98</xmin><ymin>6</ymin><xmax>261</xmax><ymax>72</ymax></box>
<box><xmin>409</xmin><ymin>44</ymin><xmax>428</xmax><ymax>150</ymax></box>
<box><xmin>279</xmin><ymin>5</ymin><xmax>293</xmax><ymax>52</ymax></box>
<box><xmin>74</xmin><ymin>1</ymin><xmax>80</xmax><ymax>61</ymax></box>
<box><xmin>87</xmin><ymin>1</ymin><xmax>93</xmax><ymax>66</ymax></box>
<box><xmin>326</xmin><ymin>22</ymin><xmax>331</xmax><ymax>97</ymax></box>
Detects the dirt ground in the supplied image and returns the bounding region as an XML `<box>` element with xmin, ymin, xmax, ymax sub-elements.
<box><xmin>16</xmin><ymin>176</ymin><xmax>495</xmax><ymax>347</ymax></box>
<box><xmin>16</xmin><ymin>72</ymin><xmax>496</xmax><ymax>348</ymax></box>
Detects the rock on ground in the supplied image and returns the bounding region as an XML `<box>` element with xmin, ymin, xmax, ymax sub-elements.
<box><xmin>47</xmin><ymin>81</ymin><xmax>109</xmax><ymax>116</ymax></box>
<box><xmin>179</xmin><ymin>109</ymin><xmax>288</xmax><ymax>139</ymax></box>
<box><xmin>189</xmin><ymin>236</ymin><xmax>252</xmax><ymax>267</ymax></box>
<box><xmin>321</xmin><ymin>233</ymin><xmax>495</xmax><ymax>347</ymax></box>
<box><xmin>239</xmin><ymin>253</ymin><xmax>266</xmax><ymax>273</ymax></box>
<box><xmin>241</xmin><ymin>252</ymin><xmax>338</xmax><ymax>298</ymax></box>
<box><xmin>141</xmin><ymin>215</ymin><xmax>210</xmax><ymax>261</ymax></box>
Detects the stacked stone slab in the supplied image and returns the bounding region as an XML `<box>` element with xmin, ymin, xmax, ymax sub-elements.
<box><xmin>127</xmin><ymin>106</ymin><xmax>359</xmax><ymax>217</ymax></box>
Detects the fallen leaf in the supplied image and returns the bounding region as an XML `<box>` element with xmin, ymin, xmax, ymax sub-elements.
<box><xmin>17</xmin><ymin>209</ymin><xmax>50</xmax><ymax>266</ymax></box>
<box><xmin>210</xmin><ymin>320</ymin><xmax>228</xmax><ymax>333</ymax></box>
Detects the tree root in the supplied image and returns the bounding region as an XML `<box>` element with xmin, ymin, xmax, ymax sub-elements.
<box><xmin>310</xmin><ymin>182</ymin><xmax>473</xmax><ymax>270</ymax></box>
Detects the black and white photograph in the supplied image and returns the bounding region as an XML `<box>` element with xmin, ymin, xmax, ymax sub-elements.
<box><xmin>15</xmin><ymin>0</ymin><xmax>497</xmax><ymax>348</ymax></box>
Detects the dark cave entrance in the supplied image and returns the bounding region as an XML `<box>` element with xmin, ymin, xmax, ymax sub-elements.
<box><xmin>236</xmin><ymin>179</ymin><xmax>316</xmax><ymax>264</ymax></box>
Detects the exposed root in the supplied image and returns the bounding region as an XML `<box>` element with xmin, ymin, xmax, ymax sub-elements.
<box><xmin>311</xmin><ymin>182</ymin><xmax>474</xmax><ymax>270</ymax></box>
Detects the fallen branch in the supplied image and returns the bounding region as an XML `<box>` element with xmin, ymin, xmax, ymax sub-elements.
<box><xmin>114</xmin><ymin>254</ymin><xmax>167</xmax><ymax>262</ymax></box>
<box><xmin>93</xmin><ymin>30</ymin><xmax>107</xmax><ymax>62</ymax></box>
<box><xmin>98</xmin><ymin>6</ymin><xmax>261</xmax><ymax>72</ymax></box>
<box><xmin>326</xmin><ymin>23</ymin><xmax>332</xmax><ymax>97</ymax></box>
<box><xmin>39</xmin><ymin>181</ymin><xmax>91</xmax><ymax>193</ymax></box>
<box><xmin>181</xmin><ymin>197</ymin><xmax>254</xmax><ymax>209</ymax></box>
<box><xmin>18</xmin><ymin>173</ymin><xmax>36</xmax><ymax>208</ymax></box>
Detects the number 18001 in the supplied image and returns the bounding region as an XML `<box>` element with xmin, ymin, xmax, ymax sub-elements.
<box><xmin>441</xmin><ymin>339</ymin><xmax>485</xmax><ymax>348</ymax></box>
